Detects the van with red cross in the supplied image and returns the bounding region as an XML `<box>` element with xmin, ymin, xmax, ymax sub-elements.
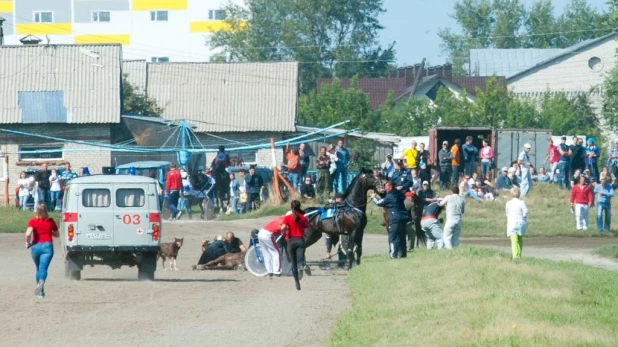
<box><xmin>60</xmin><ymin>175</ymin><xmax>162</xmax><ymax>281</ymax></box>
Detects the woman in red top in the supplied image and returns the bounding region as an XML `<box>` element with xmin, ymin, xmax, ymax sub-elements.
<box><xmin>25</xmin><ymin>204</ymin><xmax>59</xmax><ymax>298</ymax></box>
<box><xmin>281</xmin><ymin>200</ymin><xmax>309</xmax><ymax>290</ymax></box>
<box><xmin>570</xmin><ymin>176</ymin><xmax>593</xmax><ymax>230</ymax></box>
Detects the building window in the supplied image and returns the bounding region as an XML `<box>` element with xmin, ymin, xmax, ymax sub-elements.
<box><xmin>33</xmin><ymin>11</ymin><xmax>54</xmax><ymax>23</ymax></box>
<box><xmin>92</xmin><ymin>11</ymin><xmax>111</xmax><ymax>22</ymax></box>
<box><xmin>588</xmin><ymin>56</ymin><xmax>603</xmax><ymax>72</ymax></box>
<box><xmin>231</xmin><ymin>150</ymin><xmax>257</xmax><ymax>165</ymax></box>
<box><xmin>151</xmin><ymin>57</ymin><xmax>169</xmax><ymax>63</ymax></box>
<box><xmin>150</xmin><ymin>10</ymin><xmax>168</xmax><ymax>21</ymax></box>
<box><xmin>19</xmin><ymin>146</ymin><xmax>63</xmax><ymax>161</ymax></box>
<box><xmin>208</xmin><ymin>10</ymin><xmax>226</xmax><ymax>20</ymax></box>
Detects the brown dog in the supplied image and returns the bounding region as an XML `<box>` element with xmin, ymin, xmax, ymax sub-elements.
<box><xmin>200</xmin><ymin>239</ymin><xmax>210</xmax><ymax>253</ymax></box>
<box><xmin>158</xmin><ymin>237</ymin><xmax>184</xmax><ymax>271</ymax></box>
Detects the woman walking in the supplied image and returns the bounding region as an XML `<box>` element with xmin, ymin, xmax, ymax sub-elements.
<box><xmin>25</xmin><ymin>204</ymin><xmax>59</xmax><ymax>298</ymax></box>
<box><xmin>570</xmin><ymin>176</ymin><xmax>593</xmax><ymax>230</ymax></box>
<box><xmin>505</xmin><ymin>187</ymin><xmax>528</xmax><ymax>259</ymax></box>
<box><xmin>281</xmin><ymin>200</ymin><xmax>309</xmax><ymax>290</ymax></box>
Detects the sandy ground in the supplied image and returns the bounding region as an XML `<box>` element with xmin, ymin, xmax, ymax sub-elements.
<box><xmin>2</xmin><ymin>217</ymin><xmax>617</xmax><ymax>347</ymax></box>
<box><xmin>0</xmin><ymin>217</ymin><xmax>386</xmax><ymax>347</ymax></box>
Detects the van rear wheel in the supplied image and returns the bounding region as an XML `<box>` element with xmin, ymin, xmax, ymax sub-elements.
<box><xmin>65</xmin><ymin>256</ymin><xmax>82</xmax><ymax>281</ymax></box>
<box><xmin>138</xmin><ymin>252</ymin><xmax>157</xmax><ymax>281</ymax></box>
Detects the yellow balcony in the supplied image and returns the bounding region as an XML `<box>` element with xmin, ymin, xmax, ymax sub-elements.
<box><xmin>75</xmin><ymin>34</ymin><xmax>130</xmax><ymax>45</ymax></box>
<box><xmin>16</xmin><ymin>23</ymin><xmax>72</xmax><ymax>36</ymax></box>
<box><xmin>132</xmin><ymin>0</ymin><xmax>187</xmax><ymax>11</ymax></box>
<box><xmin>190</xmin><ymin>21</ymin><xmax>247</xmax><ymax>33</ymax></box>
<box><xmin>0</xmin><ymin>1</ymin><xmax>13</xmax><ymax>13</ymax></box>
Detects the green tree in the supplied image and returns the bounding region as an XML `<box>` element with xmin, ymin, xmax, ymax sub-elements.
<box><xmin>603</xmin><ymin>64</ymin><xmax>618</xmax><ymax>130</ymax></box>
<box><xmin>209</xmin><ymin>0</ymin><xmax>395</xmax><ymax>93</ymax></box>
<box><xmin>434</xmin><ymin>87</ymin><xmax>477</xmax><ymax>126</ymax></box>
<box><xmin>439</xmin><ymin>0</ymin><xmax>612</xmax><ymax>75</ymax></box>
<box><xmin>377</xmin><ymin>92</ymin><xmax>439</xmax><ymax>136</ymax></box>
<box><xmin>298</xmin><ymin>77</ymin><xmax>376</xmax><ymax>131</ymax></box>
<box><xmin>349</xmin><ymin>137</ymin><xmax>377</xmax><ymax>171</ymax></box>
<box><xmin>122</xmin><ymin>75</ymin><xmax>164</xmax><ymax>117</ymax></box>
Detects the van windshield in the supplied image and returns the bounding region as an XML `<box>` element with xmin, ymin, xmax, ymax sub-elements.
<box><xmin>116</xmin><ymin>189</ymin><xmax>145</xmax><ymax>208</ymax></box>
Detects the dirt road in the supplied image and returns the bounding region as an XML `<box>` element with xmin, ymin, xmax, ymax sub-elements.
<box><xmin>2</xmin><ymin>217</ymin><xmax>617</xmax><ymax>347</ymax></box>
<box><xmin>0</xmin><ymin>217</ymin><xmax>386</xmax><ymax>347</ymax></box>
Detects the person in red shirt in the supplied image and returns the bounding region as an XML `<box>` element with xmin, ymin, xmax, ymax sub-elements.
<box><xmin>281</xmin><ymin>200</ymin><xmax>309</xmax><ymax>290</ymax></box>
<box><xmin>258</xmin><ymin>216</ymin><xmax>285</xmax><ymax>278</ymax></box>
<box><xmin>165</xmin><ymin>163</ymin><xmax>184</xmax><ymax>221</ymax></box>
<box><xmin>570</xmin><ymin>176</ymin><xmax>593</xmax><ymax>230</ymax></box>
<box><xmin>545</xmin><ymin>139</ymin><xmax>560</xmax><ymax>182</ymax></box>
<box><xmin>25</xmin><ymin>204</ymin><xmax>59</xmax><ymax>298</ymax></box>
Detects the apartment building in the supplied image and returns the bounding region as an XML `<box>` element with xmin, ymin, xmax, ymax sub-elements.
<box><xmin>0</xmin><ymin>0</ymin><xmax>241</xmax><ymax>62</ymax></box>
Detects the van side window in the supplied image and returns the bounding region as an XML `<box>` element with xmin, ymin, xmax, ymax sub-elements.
<box><xmin>82</xmin><ymin>189</ymin><xmax>111</xmax><ymax>207</ymax></box>
<box><xmin>117</xmin><ymin>189</ymin><xmax>145</xmax><ymax>208</ymax></box>
<box><xmin>62</xmin><ymin>186</ymin><xmax>71</xmax><ymax>210</ymax></box>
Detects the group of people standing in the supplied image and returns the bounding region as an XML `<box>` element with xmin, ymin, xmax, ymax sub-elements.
<box><xmin>17</xmin><ymin>162</ymin><xmax>82</xmax><ymax>212</ymax></box>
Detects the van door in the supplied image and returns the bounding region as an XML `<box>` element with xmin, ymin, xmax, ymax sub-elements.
<box><xmin>113</xmin><ymin>184</ymin><xmax>152</xmax><ymax>247</ymax></box>
<box><xmin>77</xmin><ymin>186</ymin><xmax>115</xmax><ymax>247</ymax></box>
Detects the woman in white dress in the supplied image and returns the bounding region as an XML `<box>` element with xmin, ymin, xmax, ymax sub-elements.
<box><xmin>505</xmin><ymin>187</ymin><xmax>528</xmax><ymax>259</ymax></box>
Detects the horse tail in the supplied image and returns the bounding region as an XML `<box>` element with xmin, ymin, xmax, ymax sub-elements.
<box><xmin>416</xmin><ymin>222</ymin><xmax>427</xmax><ymax>246</ymax></box>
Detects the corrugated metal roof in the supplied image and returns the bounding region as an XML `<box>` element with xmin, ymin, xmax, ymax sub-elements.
<box><xmin>146</xmin><ymin>62</ymin><xmax>298</xmax><ymax>133</ymax></box>
<box><xmin>469</xmin><ymin>48</ymin><xmax>566</xmax><ymax>78</ymax></box>
<box><xmin>296</xmin><ymin>125</ymin><xmax>400</xmax><ymax>143</ymax></box>
<box><xmin>122</xmin><ymin>60</ymin><xmax>148</xmax><ymax>92</ymax></box>
<box><xmin>0</xmin><ymin>44</ymin><xmax>122</xmax><ymax>124</ymax></box>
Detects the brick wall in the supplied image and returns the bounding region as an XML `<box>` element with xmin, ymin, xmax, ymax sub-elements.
<box><xmin>196</xmin><ymin>132</ymin><xmax>286</xmax><ymax>168</ymax></box>
<box><xmin>0</xmin><ymin>124</ymin><xmax>112</xmax><ymax>204</ymax></box>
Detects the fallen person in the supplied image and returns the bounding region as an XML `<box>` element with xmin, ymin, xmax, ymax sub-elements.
<box><xmin>194</xmin><ymin>236</ymin><xmax>227</xmax><ymax>266</ymax></box>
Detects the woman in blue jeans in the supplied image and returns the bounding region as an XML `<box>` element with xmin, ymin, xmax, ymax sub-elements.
<box><xmin>25</xmin><ymin>204</ymin><xmax>59</xmax><ymax>298</ymax></box>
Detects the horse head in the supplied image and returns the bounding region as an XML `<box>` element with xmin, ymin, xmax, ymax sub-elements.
<box><xmin>358</xmin><ymin>168</ymin><xmax>385</xmax><ymax>195</ymax></box>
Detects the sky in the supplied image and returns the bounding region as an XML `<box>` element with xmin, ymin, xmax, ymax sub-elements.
<box><xmin>379</xmin><ymin>0</ymin><xmax>610</xmax><ymax>66</ymax></box>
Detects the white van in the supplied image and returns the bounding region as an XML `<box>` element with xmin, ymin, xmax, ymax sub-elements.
<box><xmin>60</xmin><ymin>175</ymin><xmax>162</xmax><ymax>280</ymax></box>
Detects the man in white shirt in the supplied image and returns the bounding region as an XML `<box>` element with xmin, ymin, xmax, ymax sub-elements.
<box><xmin>518</xmin><ymin>143</ymin><xmax>533</xmax><ymax>197</ymax></box>
<box><xmin>439</xmin><ymin>185</ymin><xmax>465</xmax><ymax>249</ymax></box>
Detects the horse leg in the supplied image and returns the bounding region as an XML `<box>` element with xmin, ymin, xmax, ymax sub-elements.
<box><xmin>199</xmin><ymin>198</ymin><xmax>205</xmax><ymax>219</ymax></box>
<box><xmin>355</xmin><ymin>229</ymin><xmax>364</xmax><ymax>266</ymax></box>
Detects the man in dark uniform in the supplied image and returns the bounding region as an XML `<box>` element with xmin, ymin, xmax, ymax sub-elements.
<box><xmin>245</xmin><ymin>165</ymin><xmax>264</xmax><ymax>211</ymax></box>
<box><xmin>392</xmin><ymin>160</ymin><xmax>412</xmax><ymax>192</ymax></box>
<box><xmin>371</xmin><ymin>180</ymin><xmax>409</xmax><ymax>259</ymax></box>
<box><xmin>570</xmin><ymin>136</ymin><xmax>585</xmax><ymax>174</ymax></box>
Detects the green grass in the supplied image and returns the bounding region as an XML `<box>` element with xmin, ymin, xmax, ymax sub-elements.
<box><xmin>330</xmin><ymin>247</ymin><xmax>618</xmax><ymax>346</ymax></box>
<box><xmin>214</xmin><ymin>184</ymin><xmax>618</xmax><ymax>238</ymax></box>
<box><xmin>0</xmin><ymin>207</ymin><xmax>61</xmax><ymax>233</ymax></box>
<box><xmin>594</xmin><ymin>245</ymin><xmax>618</xmax><ymax>259</ymax></box>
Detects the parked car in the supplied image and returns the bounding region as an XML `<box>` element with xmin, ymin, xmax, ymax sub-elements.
<box><xmin>60</xmin><ymin>175</ymin><xmax>162</xmax><ymax>281</ymax></box>
<box><xmin>116</xmin><ymin>161</ymin><xmax>170</xmax><ymax>188</ymax></box>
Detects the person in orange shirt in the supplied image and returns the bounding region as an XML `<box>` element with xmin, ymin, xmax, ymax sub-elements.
<box><xmin>451</xmin><ymin>139</ymin><xmax>461</xmax><ymax>185</ymax></box>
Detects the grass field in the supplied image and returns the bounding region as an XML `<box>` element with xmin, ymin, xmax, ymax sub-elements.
<box><xmin>0</xmin><ymin>207</ymin><xmax>61</xmax><ymax>234</ymax></box>
<box><xmin>595</xmin><ymin>245</ymin><xmax>618</xmax><ymax>259</ymax></box>
<box><xmin>223</xmin><ymin>184</ymin><xmax>618</xmax><ymax>238</ymax></box>
<box><xmin>330</xmin><ymin>247</ymin><xmax>618</xmax><ymax>346</ymax></box>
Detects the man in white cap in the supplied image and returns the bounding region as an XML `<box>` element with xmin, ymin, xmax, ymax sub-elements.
<box><xmin>438</xmin><ymin>140</ymin><xmax>453</xmax><ymax>190</ymax></box>
<box><xmin>518</xmin><ymin>143</ymin><xmax>533</xmax><ymax>196</ymax></box>
<box><xmin>496</xmin><ymin>167</ymin><xmax>511</xmax><ymax>190</ymax></box>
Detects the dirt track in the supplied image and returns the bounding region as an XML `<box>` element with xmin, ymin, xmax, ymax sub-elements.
<box><xmin>1</xmin><ymin>217</ymin><xmax>617</xmax><ymax>347</ymax></box>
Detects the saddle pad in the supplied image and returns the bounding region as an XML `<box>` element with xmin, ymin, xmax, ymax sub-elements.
<box><xmin>321</xmin><ymin>208</ymin><xmax>335</xmax><ymax>220</ymax></box>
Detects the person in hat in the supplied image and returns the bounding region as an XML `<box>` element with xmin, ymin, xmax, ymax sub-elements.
<box><xmin>518</xmin><ymin>143</ymin><xmax>533</xmax><ymax>197</ymax></box>
<box><xmin>417</xmin><ymin>180</ymin><xmax>438</xmax><ymax>207</ymax></box>
<box><xmin>392</xmin><ymin>159</ymin><xmax>412</xmax><ymax>192</ymax></box>
<box><xmin>371</xmin><ymin>181</ymin><xmax>409</xmax><ymax>259</ymax></box>
<box><xmin>585</xmin><ymin>138</ymin><xmax>600</xmax><ymax>182</ymax></box>
<box><xmin>557</xmin><ymin>136</ymin><xmax>571</xmax><ymax>189</ymax></box>
<box><xmin>438</xmin><ymin>140</ymin><xmax>453</xmax><ymax>190</ymax></box>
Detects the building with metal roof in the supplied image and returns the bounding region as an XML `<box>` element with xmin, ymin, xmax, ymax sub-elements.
<box><xmin>0</xmin><ymin>44</ymin><xmax>122</xmax><ymax>124</ymax></box>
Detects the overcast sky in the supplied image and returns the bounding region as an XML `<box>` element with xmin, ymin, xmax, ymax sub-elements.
<box><xmin>379</xmin><ymin>0</ymin><xmax>610</xmax><ymax>66</ymax></box>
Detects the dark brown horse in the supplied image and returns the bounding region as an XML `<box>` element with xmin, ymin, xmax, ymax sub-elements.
<box><xmin>303</xmin><ymin>169</ymin><xmax>384</xmax><ymax>270</ymax></box>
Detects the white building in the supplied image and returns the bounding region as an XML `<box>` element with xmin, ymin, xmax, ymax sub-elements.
<box><xmin>0</xmin><ymin>0</ymin><xmax>242</xmax><ymax>62</ymax></box>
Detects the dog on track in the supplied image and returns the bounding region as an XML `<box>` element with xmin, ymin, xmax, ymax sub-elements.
<box><xmin>158</xmin><ymin>237</ymin><xmax>184</xmax><ymax>271</ymax></box>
